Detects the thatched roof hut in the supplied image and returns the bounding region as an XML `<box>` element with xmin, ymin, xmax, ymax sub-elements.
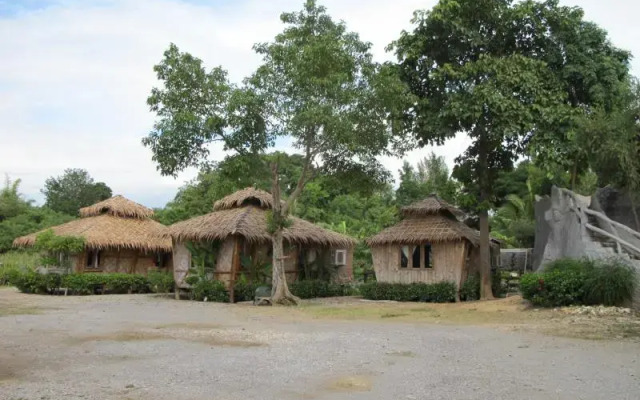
<box><xmin>14</xmin><ymin>195</ymin><xmax>171</xmax><ymax>252</ymax></box>
<box><xmin>169</xmin><ymin>187</ymin><xmax>355</xmax><ymax>248</ymax></box>
<box><xmin>169</xmin><ymin>188</ymin><xmax>356</xmax><ymax>288</ymax></box>
<box><xmin>366</xmin><ymin>195</ymin><xmax>500</xmax><ymax>295</ymax></box>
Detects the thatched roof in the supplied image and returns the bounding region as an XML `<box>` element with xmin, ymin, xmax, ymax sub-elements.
<box><xmin>401</xmin><ymin>195</ymin><xmax>465</xmax><ymax>219</ymax></box>
<box><xmin>367</xmin><ymin>195</ymin><xmax>494</xmax><ymax>247</ymax></box>
<box><xmin>13</xmin><ymin>196</ymin><xmax>171</xmax><ymax>252</ymax></box>
<box><xmin>367</xmin><ymin>214</ymin><xmax>480</xmax><ymax>246</ymax></box>
<box><xmin>80</xmin><ymin>195</ymin><xmax>154</xmax><ymax>219</ymax></box>
<box><xmin>170</xmin><ymin>189</ymin><xmax>356</xmax><ymax>248</ymax></box>
<box><xmin>213</xmin><ymin>187</ymin><xmax>274</xmax><ymax>211</ymax></box>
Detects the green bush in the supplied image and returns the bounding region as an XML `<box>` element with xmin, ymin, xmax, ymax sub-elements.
<box><xmin>359</xmin><ymin>282</ymin><xmax>456</xmax><ymax>303</ymax></box>
<box><xmin>147</xmin><ymin>270</ymin><xmax>174</xmax><ymax>293</ymax></box>
<box><xmin>289</xmin><ymin>280</ymin><xmax>355</xmax><ymax>299</ymax></box>
<box><xmin>583</xmin><ymin>259</ymin><xmax>637</xmax><ymax>306</ymax></box>
<box><xmin>11</xmin><ymin>270</ymin><xmax>51</xmax><ymax>294</ymax></box>
<box><xmin>492</xmin><ymin>270</ymin><xmax>506</xmax><ymax>298</ymax></box>
<box><xmin>520</xmin><ymin>258</ymin><xmax>637</xmax><ymax>307</ymax></box>
<box><xmin>60</xmin><ymin>273</ymin><xmax>149</xmax><ymax>295</ymax></box>
<box><xmin>232</xmin><ymin>281</ymin><xmax>261</xmax><ymax>302</ymax></box>
<box><xmin>460</xmin><ymin>274</ymin><xmax>480</xmax><ymax>301</ymax></box>
<box><xmin>192</xmin><ymin>280</ymin><xmax>228</xmax><ymax>302</ymax></box>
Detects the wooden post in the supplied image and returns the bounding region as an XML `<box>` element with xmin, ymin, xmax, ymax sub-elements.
<box><xmin>229</xmin><ymin>237</ymin><xmax>241</xmax><ymax>303</ymax></box>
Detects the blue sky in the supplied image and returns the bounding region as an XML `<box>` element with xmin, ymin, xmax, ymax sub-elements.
<box><xmin>1</xmin><ymin>0</ymin><xmax>639</xmax><ymax>208</ymax></box>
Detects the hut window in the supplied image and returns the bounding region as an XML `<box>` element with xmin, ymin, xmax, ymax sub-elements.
<box><xmin>412</xmin><ymin>246</ymin><xmax>420</xmax><ymax>268</ymax></box>
<box><xmin>86</xmin><ymin>250</ymin><xmax>101</xmax><ymax>269</ymax></box>
<box><xmin>400</xmin><ymin>246</ymin><xmax>410</xmax><ymax>268</ymax></box>
<box><xmin>423</xmin><ymin>244</ymin><xmax>433</xmax><ymax>268</ymax></box>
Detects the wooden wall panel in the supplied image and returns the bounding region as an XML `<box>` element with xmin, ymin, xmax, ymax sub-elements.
<box><xmin>372</xmin><ymin>241</ymin><xmax>467</xmax><ymax>289</ymax></box>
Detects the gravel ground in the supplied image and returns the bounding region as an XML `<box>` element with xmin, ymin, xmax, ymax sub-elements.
<box><xmin>1</xmin><ymin>289</ymin><xmax>639</xmax><ymax>400</ymax></box>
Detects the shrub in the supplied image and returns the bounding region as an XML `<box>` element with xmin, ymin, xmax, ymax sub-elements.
<box><xmin>192</xmin><ymin>280</ymin><xmax>228</xmax><ymax>302</ymax></box>
<box><xmin>289</xmin><ymin>280</ymin><xmax>355</xmax><ymax>299</ymax></box>
<box><xmin>359</xmin><ymin>282</ymin><xmax>456</xmax><ymax>303</ymax></box>
<box><xmin>147</xmin><ymin>270</ymin><xmax>174</xmax><ymax>293</ymax></box>
<box><xmin>61</xmin><ymin>273</ymin><xmax>149</xmax><ymax>295</ymax></box>
<box><xmin>583</xmin><ymin>259</ymin><xmax>637</xmax><ymax>306</ymax></box>
<box><xmin>232</xmin><ymin>281</ymin><xmax>262</xmax><ymax>302</ymax></box>
<box><xmin>520</xmin><ymin>258</ymin><xmax>637</xmax><ymax>307</ymax></box>
<box><xmin>11</xmin><ymin>270</ymin><xmax>51</xmax><ymax>294</ymax></box>
<box><xmin>460</xmin><ymin>274</ymin><xmax>480</xmax><ymax>301</ymax></box>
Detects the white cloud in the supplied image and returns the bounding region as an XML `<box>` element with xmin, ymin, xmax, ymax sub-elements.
<box><xmin>0</xmin><ymin>0</ymin><xmax>638</xmax><ymax>207</ymax></box>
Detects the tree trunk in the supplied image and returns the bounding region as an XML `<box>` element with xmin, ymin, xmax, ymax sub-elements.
<box><xmin>478</xmin><ymin>208</ymin><xmax>493</xmax><ymax>300</ymax></box>
<box><xmin>269</xmin><ymin>161</ymin><xmax>300</xmax><ymax>306</ymax></box>
<box><xmin>477</xmin><ymin>132</ymin><xmax>494</xmax><ymax>300</ymax></box>
<box><xmin>270</xmin><ymin>228</ymin><xmax>299</xmax><ymax>305</ymax></box>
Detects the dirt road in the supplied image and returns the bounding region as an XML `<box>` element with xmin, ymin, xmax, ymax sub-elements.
<box><xmin>1</xmin><ymin>288</ymin><xmax>638</xmax><ymax>400</ymax></box>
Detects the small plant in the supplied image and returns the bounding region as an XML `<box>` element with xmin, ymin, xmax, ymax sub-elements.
<box><xmin>359</xmin><ymin>282</ymin><xmax>456</xmax><ymax>303</ymax></box>
<box><xmin>34</xmin><ymin>230</ymin><xmax>85</xmax><ymax>269</ymax></box>
<box><xmin>520</xmin><ymin>257</ymin><xmax>637</xmax><ymax>307</ymax></box>
<box><xmin>460</xmin><ymin>274</ymin><xmax>480</xmax><ymax>301</ymax></box>
<box><xmin>289</xmin><ymin>280</ymin><xmax>355</xmax><ymax>299</ymax></box>
<box><xmin>192</xmin><ymin>280</ymin><xmax>228</xmax><ymax>302</ymax></box>
<box><xmin>148</xmin><ymin>270</ymin><xmax>174</xmax><ymax>293</ymax></box>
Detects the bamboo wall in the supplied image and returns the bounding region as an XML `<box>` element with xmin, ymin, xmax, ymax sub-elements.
<box><xmin>74</xmin><ymin>249</ymin><xmax>172</xmax><ymax>275</ymax></box>
<box><xmin>173</xmin><ymin>242</ymin><xmax>191</xmax><ymax>288</ymax></box>
<box><xmin>371</xmin><ymin>241</ymin><xmax>467</xmax><ymax>289</ymax></box>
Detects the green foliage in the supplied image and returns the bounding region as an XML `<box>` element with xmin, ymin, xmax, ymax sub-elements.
<box><xmin>0</xmin><ymin>251</ymin><xmax>41</xmax><ymax>285</ymax></box>
<box><xmin>460</xmin><ymin>274</ymin><xmax>480</xmax><ymax>301</ymax></box>
<box><xmin>147</xmin><ymin>270</ymin><xmax>174</xmax><ymax>293</ymax></box>
<box><xmin>239</xmin><ymin>254</ymin><xmax>271</xmax><ymax>284</ymax></box>
<box><xmin>34</xmin><ymin>230</ymin><xmax>85</xmax><ymax>253</ymax></box>
<box><xmin>359</xmin><ymin>282</ymin><xmax>456</xmax><ymax>303</ymax></box>
<box><xmin>0</xmin><ymin>178</ymin><xmax>74</xmax><ymax>253</ymax></box>
<box><xmin>582</xmin><ymin>260</ymin><xmax>637</xmax><ymax>307</ymax></box>
<box><xmin>10</xmin><ymin>269</ymin><xmax>54</xmax><ymax>294</ymax></box>
<box><xmin>289</xmin><ymin>280</ymin><xmax>355</xmax><ymax>299</ymax></box>
<box><xmin>192</xmin><ymin>280</ymin><xmax>229</xmax><ymax>302</ymax></box>
<box><xmin>396</xmin><ymin>153</ymin><xmax>459</xmax><ymax>207</ymax></box>
<box><xmin>521</xmin><ymin>258</ymin><xmax>637</xmax><ymax>307</ymax></box>
<box><xmin>42</xmin><ymin>169</ymin><xmax>112</xmax><ymax>215</ymax></box>
<box><xmin>61</xmin><ymin>273</ymin><xmax>149</xmax><ymax>295</ymax></box>
<box><xmin>0</xmin><ymin>177</ymin><xmax>32</xmax><ymax>222</ymax></box>
<box><xmin>232</xmin><ymin>280</ymin><xmax>262</xmax><ymax>303</ymax></box>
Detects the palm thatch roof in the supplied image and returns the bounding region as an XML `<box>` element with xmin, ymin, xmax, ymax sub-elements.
<box><xmin>170</xmin><ymin>188</ymin><xmax>356</xmax><ymax>248</ymax></box>
<box><xmin>367</xmin><ymin>214</ymin><xmax>480</xmax><ymax>246</ymax></box>
<box><xmin>367</xmin><ymin>195</ymin><xmax>489</xmax><ymax>246</ymax></box>
<box><xmin>401</xmin><ymin>194</ymin><xmax>465</xmax><ymax>218</ymax></box>
<box><xmin>80</xmin><ymin>195</ymin><xmax>154</xmax><ymax>219</ymax></box>
<box><xmin>213</xmin><ymin>187</ymin><xmax>274</xmax><ymax>211</ymax></box>
<box><xmin>13</xmin><ymin>196</ymin><xmax>171</xmax><ymax>252</ymax></box>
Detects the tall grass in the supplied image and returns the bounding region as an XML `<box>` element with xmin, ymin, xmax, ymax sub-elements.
<box><xmin>583</xmin><ymin>259</ymin><xmax>637</xmax><ymax>306</ymax></box>
<box><xmin>0</xmin><ymin>250</ymin><xmax>41</xmax><ymax>285</ymax></box>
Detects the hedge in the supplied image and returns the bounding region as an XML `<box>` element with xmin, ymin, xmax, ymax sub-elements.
<box><xmin>359</xmin><ymin>281</ymin><xmax>456</xmax><ymax>303</ymax></box>
<box><xmin>520</xmin><ymin>258</ymin><xmax>637</xmax><ymax>307</ymax></box>
<box><xmin>10</xmin><ymin>271</ymin><xmax>151</xmax><ymax>295</ymax></box>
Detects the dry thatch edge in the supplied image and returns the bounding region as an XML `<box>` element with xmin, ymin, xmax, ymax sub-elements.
<box><xmin>213</xmin><ymin>187</ymin><xmax>274</xmax><ymax>211</ymax></box>
<box><xmin>366</xmin><ymin>214</ymin><xmax>480</xmax><ymax>246</ymax></box>
<box><xmin>13</xmin><ymin>214</ymin><xmax>172</xmax><ymax>252</ymax></box>
<box><xmin>400</xmin><ymin>195</ymin><xmax>465</xmax><ymax>219</ymax></box>
<box><xmin>79</xmin><ymin>195</ymin><xmax>154</xmax><ymax>219</ymax></box>
<box><xmin>168</xmin><ymin>205</ymin><xmax>356</xmax><ymax>248</ymax></box>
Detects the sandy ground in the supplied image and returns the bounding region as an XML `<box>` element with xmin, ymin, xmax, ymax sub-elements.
<box><xmin>1</xmin><ymin>288</ymin><xmax>639</xmax><ymax>400</ymax></box>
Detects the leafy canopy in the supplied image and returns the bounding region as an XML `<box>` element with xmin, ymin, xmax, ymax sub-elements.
<box><xmin>42</xmin><ymin>169</ymin><xmax>112</xmax><ymax>216</ymax></box>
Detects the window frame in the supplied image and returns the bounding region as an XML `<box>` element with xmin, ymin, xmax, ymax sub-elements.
<box><xmin>398</xmin><ymin>244</ymin><xmax>434</xmax><ymax>270</ymax></box>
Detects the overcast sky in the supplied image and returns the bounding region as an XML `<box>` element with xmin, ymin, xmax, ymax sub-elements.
<box><xmin>1</xmin><ymin>0</ymin><xmax>638</xmax><ymax>208</ymax></box>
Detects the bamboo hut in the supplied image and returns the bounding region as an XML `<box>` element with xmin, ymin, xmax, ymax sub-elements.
<box><xmin>13</xmin><ymin>196</ymin><xmax>172</xmax><ymax>274</ymax></box>
<box><xmin>168</xmin><ymin>187</ymin><xmax>356</xmax><ymax>288</ymax></box>
<box><xmin>366</xmin><ymin>195</ymin><xmax>500</xmax><ymax>293</ymax></box>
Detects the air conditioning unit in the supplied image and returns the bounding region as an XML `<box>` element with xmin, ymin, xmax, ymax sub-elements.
<box><xmin>334</xmin><ymin>249</ymin><xmax>347</xmax><ymax>266</ymax></box>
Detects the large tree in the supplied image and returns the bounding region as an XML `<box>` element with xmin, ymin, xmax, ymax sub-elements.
<box><xmin>391</xmin><ymin>0</ymin><xmax>629</xmax><ymax>299</ymax></box>
<box><xmin>143</xmin><ymin>1</ymin><xmax>402</xmax><ymax>304</ymax></box>
<box><xmin>42</xmin><ymin>169</ymin><xmax>112</xmax><ymax>216</ymax></box>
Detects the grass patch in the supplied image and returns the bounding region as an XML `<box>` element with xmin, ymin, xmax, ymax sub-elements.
<box><xmin>153</xmin><ymin>322</ymin><xmax>223</xmax><ymax>330</ymax></box>
<box><xmin>0</xmin><ymin>306</ymin><xmax>40</xmax><ymax>317</ymax></box>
